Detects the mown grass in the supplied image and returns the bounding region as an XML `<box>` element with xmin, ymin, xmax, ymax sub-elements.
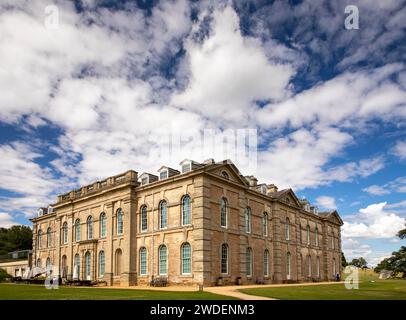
<box><xmin>0</xmin><ymin>284</ymin><xmax>237</xmax><ymax>300</ymax></box>
<box><xmin>240</xmin><ymin>270</ymin><xmax>406</xmax><ymax>300</ymax></box>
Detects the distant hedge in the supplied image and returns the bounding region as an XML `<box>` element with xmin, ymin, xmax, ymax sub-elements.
<box><xmin>0</xmin><ymin>268</ymin><xmax>12</xmax><ymax>282</ymax></box>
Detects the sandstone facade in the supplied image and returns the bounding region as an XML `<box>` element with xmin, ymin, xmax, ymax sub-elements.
<box><xmin>30</xmin><ymin>160</ymin><xmax>343</xmax><ymax>286</ymax></box>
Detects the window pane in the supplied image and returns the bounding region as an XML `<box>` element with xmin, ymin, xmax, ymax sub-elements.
<box><xmin>100</xmin><ymin>213</ymin><xmax>106</xmax><ymax>238</ymax></box>
<box><xmin>245</xmin><ymin>208</ymin><xmax>251</xmax><ymax>233</ymax></box>
<box><xmin>140</xmin><ymin>248</ymin><xmax>147</xmax><ymax>275</ymax></box>
<box><xmin>181</xmin><ymin>243</ymin><xmax>191</xmax><ymax>274</ymax></box>
<box><xmin>159</xmin><ymin>202</ymin><xmax>167</xmax><ymax>229</ymax></box>
<box><xmin>221</xmin><ymin>244</ymin><xmax>228</xmax><ymax>274</ymax></box>
<box><xmin>87</xmin><ymin>217</ymin><xmax>93</xmax><ymax>240</ymax></box>
<box><xmin>117</xmin><ymin>209</ymin><xmax>123</xmax><ymax>234</ymax></box>
<box><xmin>220</xmin><ymin>198</ymin><xmax>227</xmax><ymax>227</ymax></box>
<box><xmin>182</xmin><ymin>196</ymin><xmax>191</xmax><ymax>225</ymax></box>
<box><xmin>75</xmin><ymin>220</ymin><xmax>81</xmax><ymax>242</ymax></box>
<box><xmin>159</xmin><ymin>246</ymin><xmax>167</xmax><ymax>275</ymax></box>
<box><xmin>141</xmin><ymin>207</ymin><xmax>148</xmax><ymax>232</ymax></box>
<box><xmin>246</xmin><ymin>248</ymin><xmax>252</xmax><ymax>276</ymax></box>
<box><xmin>264</xmin><ymin>250</ymin><xmax>269</xmax><ymax>276</ymax></box>
<box><xmin>99</xmin><ymin>251</ymin><xmax>105</xmax><ymax>277</ymax></box>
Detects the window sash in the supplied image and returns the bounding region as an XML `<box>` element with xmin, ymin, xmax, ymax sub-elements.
<box><xmin>264</xmin><ymin>250</ymin><xmax>269</xmax><ymax>276</ymax></box>
<box><xmin>159</xmin><ymin>246</ymin><xmax>167</xmax><ymax>275</ymax></box>
<box><xmin>99</xmin><ymin>251</ymin><xmax>105</xmax><ymax>277</ymax></box>
<box><xmin>182</xmin><ymin>196</ymin><xmax>191</xmax><ymax>225</ymax></box>
<box><xmin>87</xmin><ymin>218</ymin><xmax>93</xmax><ymax>240</ymax></box>
<box><xmin>117</xmin><ymin>210</ymin><xmax>123</xmax><ymax>235</ymax></box>
<box><xmin>245</xmin><ymin>209</ymin><xmax>251</xmax><ymax>233</ymax></box>
<box><xmin>220</xmin><ymin>199</ymin><xmax>227</xmax><ymax>228</ymax></box>
<box><xmin>100</xmin><ymin>214</ymin><xmax>106</xmax><ymax>238</ymax></box>
<box><xmin>75</xmin><ymin>221</ymin><xmax>81</xmax><ymax>242</ymax></box>
<box><xmin>140</xmin><ymin>249</ymin><xmax>147</xmax><ymax>275</ymax></box>
<box><xmin>221</xmin><ymin>245</ymin><xmax>228</xmax><ymax>274</ymax></box>
<box><xmin>181</xmin><ymin>244</ymin><xmax>191</xmax><ymax>274</ymax></box>
<box><xmin>159</xmin><ymin>202</ymin><xmax>167</xmax><ymax>229</ymax></box>
<box><xmin>246</xmin><ymin>248</ymin><xmax>252</xmax><ymax>276</ymax></box>
<box><xmin>141</xmin><ymin>207</ymin><xmax>148</xmax><ymax>232</ymax></box>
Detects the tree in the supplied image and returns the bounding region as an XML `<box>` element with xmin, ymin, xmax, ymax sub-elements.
<box><xmin>374</xmin><ymin>246</ymin><xmax>406</xmax><ymax>277</ymax></box>
<box><xmin>0</xmin><ymin>226</ymin><xmax>32</xmax><ymax>255</ymax></box>
<box><xmin>398</xmin><ymin>223</ymin><xmax>406</xmax><ymax>239</ymax></box>
<box><xmin>349</xmin><ymin>257</ymin><xmax>367</xmax><ymax>268</ymax></box>
<box><xmin>341</xmin><ymin>252</ymin><xmax>348</xmax><ymax>267</ymax></box>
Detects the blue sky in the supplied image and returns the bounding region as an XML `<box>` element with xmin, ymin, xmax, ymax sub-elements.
<box><xmin>0</xmin><ymin>0</ymin><xmax>405</xmax><ymax>265</ymax></box>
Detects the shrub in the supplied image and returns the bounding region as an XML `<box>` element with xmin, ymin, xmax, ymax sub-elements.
<box><xmin>0</xmin><ymin>268</ymin><xmax>12</xmax><ymax>282</ymax></box>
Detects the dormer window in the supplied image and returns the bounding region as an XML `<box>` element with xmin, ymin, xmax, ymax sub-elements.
<box><xmin>179</xmin><ymin>159</ymin><xmax>202</xmax><ymax>174</ymax></box>
<box><xmin>158</xmin><ymin>166</ymin><xmax>180</xmax><ymax>180</ymax></box>
<box><xmin>160</xmin><ymin>170</ymin><xmax>168</xmax><ymax>180</ymax></box>
<box><xmin>182</xmin><ymin>163</ymin><xmax>191</xmax><ymax>173</ymax></box>
<box><xmin>139</xmin><ymin>173</ymin><xmax>158</xmax><ymax>186</ymax></box>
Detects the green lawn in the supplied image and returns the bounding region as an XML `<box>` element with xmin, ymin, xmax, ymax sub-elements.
<box><xmin>240</xmin><ymin>272</ymin><xmax>406</xmax><ymax>300</ymax></box>
<box><xmin>0</xmin><ymin>284</ymin><xmax>236</xmax><ymax>300</ymax></box>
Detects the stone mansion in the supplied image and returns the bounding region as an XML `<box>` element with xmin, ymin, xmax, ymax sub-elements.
<box><xmin>30</xmin><ymin>159</ymin><xmax>343</xmax><ymax>287</ymax></box>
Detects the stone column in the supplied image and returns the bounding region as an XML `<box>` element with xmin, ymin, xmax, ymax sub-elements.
<box><xmin>192</xmin><ymin>175</ymin><xmax>211</xmax><ymax>286</ymax></box>
<box><xmin>322</xmin><ymin>221</ymin><xmax>329</xmax><ymax>281</ymax></box>
<box><xmin>121</xmin><ymin>194</ymin><xmax>137</xmax><ymax>286</ymax></box>
<box><xmin>104</xmin><ymin>202</ymin><xmax>114</xmax><ymax>286</ymax></box>
<box><xmin>272</xmin><ymin>203</ymin><xmax>282</xmax><ymax>283</ymax></box>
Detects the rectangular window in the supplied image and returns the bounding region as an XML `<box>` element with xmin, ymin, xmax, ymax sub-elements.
<box><xmin>159</xmin><ymin>171</ymin><xmax>168</xmax><ymax>180</ymax></box>
<box><xmin>140</xmin><ymin>250</ymin><xmax>147</xmax><ymax>275</ymax></box>
<box><xmin>159</xmin><ymin>248</ymin><xmax>167</xmax><ymax>275</ymax></box>
<box><xmin>181</xmin><ymin>164</ymin><xmax>191</xmax><ymax>173</ymax></box>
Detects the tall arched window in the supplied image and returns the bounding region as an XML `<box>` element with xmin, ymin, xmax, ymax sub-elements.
<box><xmin>46</xmin><ymin>227</ymin><xmax>52</xmax><ymax>248</ymax></box>
<box><xmin>85</xmin><ymin>251</ymin><xmax>91</xmax><ymax>280</ymax></box>
<box><xmin>246</xmin><ymin>247</ymin><xmax>253</xmax><ymax>277</ymax></box>
<box><xmin>285</xmin><ymin>218</ymin><xmax>290</xmax><ymax>240</ymax></box>
<box><xmin>158</xmin><ymin>245</ymin><xmax>167</xmax><ymax>275</ymax></box>
<box><xmin>287</xmin><ymin>252</ymin><xmax>291</xmax><ymax>279</ymax></box>
<box><xmin>333</xmin><ymin>258</ymin><xmax>336</xmax><ymax>276</ymax></box>
<box><xmin>245</xmin><ymin>207</ymin><xmax>252</xmax><ymax>233</ymax></box>
<box><xmin>99</xmin><ymin>251</ymin><xmax>105</xmax><ymax>277</ymax></box>
<box><xmin>315</xmin><ymin>227</ymin><xmax>319</xmax><ymax>247</ymax></box>
<box><xmin>221</xmin><ymin>244</ymin><xmax>228</xmax><ymax>274</ymax></box>
<box><xmin>75</xmin><ymin>219</ymin><xmax>81</xmax><ymax>242</ymax></box>
<box><xmin>264</xmin><ymin>249</ymin><xmax>269</xmax><ymax>277</ymax></box>
<box><xmin>299</xmin><ymin>254</ymin><xmax>303</xmax><ymax>277</ymax></box>
<box><xmin>36</xmin><ymin>258</ymin><xmax>41</xmax><ymax>268</ymax></box>
<box><xmin>306</xmin><ymin>225</ymin><xmax>311</xmax><ymax>245</ymax></box>
<box><xmin>87</xmin><ymin>216</ymin><xmax>93</xmax><ymax>240</ymax></box>
<box><xmin>100</xmin><ymin>212</ymin><xmax>106</xmax><ymax>238</ymax></box>
<box><xmin>37</xmin><ymin>230</ymin><xmax>42</xmax><ymax>249</ymax></box>
<box><xmin>62</xmin><ymin>222</ymin><xmax>68</xmax><ymax>244</ymax></box>
<box><xmin>159</xmin><ymin>201</ymin><xmax>167</xmax><ymax>229</ymax></box>
<box><xmin>73</xmin><ymin>254</ymin><xmax>80</xmax><ymax>280</ymax></box>
<box><xmin>331</xmin><ymin>233</ymin><xmax>335</xmax><ymax>249</ymax></box>
<box><xmin>263</xmin><ymin>213</ymin><xmax>268</xmax><ymax>236</ymax></box>
<box><xmin>139</xmin><ymin>247</ymin><xmax>147</xmax><ymax>275</ymax></box>
<box><xmin>46</xmin><ymin>257</ymin><xmax>51</xmax><ymax>272</ymax></box>
<box><xmin>115</xmin><ymin>249</ymin><xmax>122</xmax><ymax>276</ymax></box>
<box><xmin>181</xmin><ymin>243</ymin><xmax>191</xmax><ymax>274</ymax></box>
<box><xmin>316</xmin><ymin>256</ymin><xmax>320</xmax><ymax>277</ymax></box>
<box><xmin>140</xmin><ymin>206</ymin><xmax>148</xmax><ymax>232</ymax></box>
<box><xmin>117</xmin><ymin>209</ymin><xmax>123</xmax><ymax>235</ymax></box>
<box><xmin>61</xmin><ymin>255</ymin><xmax>67</xmax><ymax>278</ymax></box>
<box><xmin>308</xmin><ymin>255</ymin><xmax>312</xmax><ymax>277</ymax></box>
<box><xmin>181</xmin><ymin>195</ymin><xmax>191</xmax><ymax>225</ymax></box>
<box><xmin>220</xmin><ymin>198</ymin><xmax>228</xmax><ymax>228</ymax></box>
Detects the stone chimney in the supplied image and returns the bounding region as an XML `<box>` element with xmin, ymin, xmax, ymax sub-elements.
<box><xmin>267</xmin><ymin>184</ymin><xmax>278</xmax><ymax>194</ymax></box>
<box><xmin>245</xmin><ymin>175</ymin><xmax>258</xmax><ymax>187</ymax></box>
